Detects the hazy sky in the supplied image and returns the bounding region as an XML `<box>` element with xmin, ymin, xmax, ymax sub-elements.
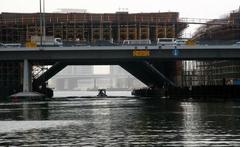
<box><xmin>0</xmin><ymin>0</ymin><xmax>239</xmax><ymax>19</ymax></box>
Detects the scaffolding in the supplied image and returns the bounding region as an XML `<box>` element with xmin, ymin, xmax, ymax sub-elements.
<box><xmin>192</xmin><ymin>9</ymin><xmax>240</xmax><ymax>42</ymax></box>
<box><xmin>178</xmin><ymin>8</ymin><xmax>240</xmax><ymax>87</ymax></box>
<box><xmin>0</xmin><ymin>12</ymin><xmax>186</xmax><ymax>44</ymax></box>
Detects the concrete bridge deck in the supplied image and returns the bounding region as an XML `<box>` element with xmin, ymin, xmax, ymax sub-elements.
<box><xmin>0</xmin><ymin>45</ymin><xmax>240</xmax><ymax>63</ymax></box>
<box><xmin>1</xmin><ymin>45</ymin><xmax>240</xmax><ymax>97</ymax></box>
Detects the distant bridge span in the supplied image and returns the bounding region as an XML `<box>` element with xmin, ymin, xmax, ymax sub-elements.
<box><xmin>179</xmin><ymin>18</ymin><xmax>229</xmax><ymax>25</ymax></box>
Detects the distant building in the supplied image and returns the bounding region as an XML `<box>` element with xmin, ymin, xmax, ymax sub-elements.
<box><xmin>49</xmin><ymin>65</ymin><xmax>145</xmax><ymax>91</ymax></box>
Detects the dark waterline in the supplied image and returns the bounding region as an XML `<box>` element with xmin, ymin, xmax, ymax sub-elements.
<box><xmin>0</xmin><ymin>92</ymin><xmax>240</xmax><ymax>146</ymax></box>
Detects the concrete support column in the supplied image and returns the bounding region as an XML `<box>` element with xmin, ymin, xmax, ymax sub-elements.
<box><xmin>109</xmin><ymin>25</ymin><xmax>112</xmax><ymax>41</ymax></box>
<box><xmin>10</xmin><ymin>60</ymin><xmax>45</xmax><ymax>98</ymax></box>
<box><xmin>126</xmin><ymin>25</ymin><xmax>129</xmax><ymax>40</ymax></box>
<box><xmin>52</xmin><ymin>23</ymin><xmax>55</xmax><ymax>37</ymax></box>
<box><xmin>91</xmin><ymin>23</ymin><xmax>93</xmax><ymax>42</ymax></box>
<box><xmin>61</xmin><ymin>23</ymin><xmax>64</xmax><ymax>40</ymax></box>
<box><xmin>73</xmin><ymin>19</ymin><xmax>76</xmax><ymax>41</ymax></box>
<box><xmin>82</xmin><ymin>24</ymin><xmax>85</xmax><ymax>41</ymax></box>
<box><xmin>138</xmin><ymin>24</ymin><xmax>141</xmax><ymax>39</ymax></box>
<box><xmin>172</xmin><ymin>24</ymin><xmax>176</xmax><ymax>38</ymax></box>
<box><xmin>164</xmin><ymin>25</ymin><xmax>167</xmax><ymax>38</ymax></box>
<box><xmin>26</xmin><ymin>24</ymin><xmax>29</xmax><ymax>40</ymax></box>
<box><xmin>23</xmin><ymin>59</ymin><xmax>32</xmax><ymax>92</ymax></box>
<box><xmin>99</xmin><ymin>23</ymin><xmax>103</xmax><ymax>40</ymax></box>
<box><xmin>135</xmin><ymin>25</ymin><xmax>137</xmax><ymax>39</ymax></box>
<box><xmin>155</xmin><ymin>25</ymin><xmax>158</xmax><ymax>41</ymax></box>
<box><xmin>147</xmin><ymin>25</ymin><xmax>150</xmax><ymax>39</ymax></box>
<box><xmin>65</xmin><ymin>23</ymin><xmax>68</xmax><ymax>40</ymax></box>
<box><xmin>118</xmin><ymin>24</ymin><xmax>120</xmax><ymax>42</ymax></box>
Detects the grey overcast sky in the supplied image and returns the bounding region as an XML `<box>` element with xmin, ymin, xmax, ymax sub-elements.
<box><xmin>0</xmin><ymin>0</ymin><xmax>239</xmax><ymax>18</ymax></box>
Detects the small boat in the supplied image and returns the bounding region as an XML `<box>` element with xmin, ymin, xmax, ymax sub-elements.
<box><xmin>97</xmin><ymin>89</ymin><xmax>107</xmax><ymax>97</ymax></box>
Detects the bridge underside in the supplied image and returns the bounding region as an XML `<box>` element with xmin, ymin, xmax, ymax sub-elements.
<box><xmin>31</xmin><ymin>61</ymin><xmax>178</xmax><ymax>97</ymax></box>
<box><xmin>120</xmin><ymin>62</ymin><xmax>176</xmax><ymax>88</ymax></box>
<box><xmin>0</xmin><ymin>59</ymin><xmax>179</xmax><ymax>98</ymax></box>
<box><xmin>1</xmin><ymin>58</ymin><xmax>240</xmax><ymax>98</ymax></box>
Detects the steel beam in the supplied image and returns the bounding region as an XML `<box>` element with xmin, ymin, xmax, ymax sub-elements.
<box><xmin>120</xmin><ymin>61</ymin><xmax>176</xmax><ymax>88</ymax></box>
<box><xmin>33</xmin><ymin>62</ymin><xmax>67</xmax><ymax>88</ymax></box>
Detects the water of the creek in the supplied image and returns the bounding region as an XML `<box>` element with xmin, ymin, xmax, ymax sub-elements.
<box><xmin>0</xmin><ymin>91</ymin><xmax>240</xmax><ymax>146</ymax></box>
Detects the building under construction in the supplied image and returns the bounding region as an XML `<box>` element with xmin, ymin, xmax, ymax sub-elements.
<box><xmin>182</xmin><ymin>8</ymin><xmax>240</xmax><ymax>86</ymax></box>
<box><xmin>0</xmin><ymin>11</ymin><xmax>187</xmax><ymax>98</ymax></box>
<box><xmin>193</xmin><ymin>9</ymin><xmax>240</xmax><ymax>42</ymax></box>
<box><xmin>0</xmin><ymin>11</ymin><xmax>186</xmax><ymax>44</ymax></box>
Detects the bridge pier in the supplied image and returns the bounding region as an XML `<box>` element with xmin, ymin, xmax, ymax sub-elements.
<box><xmin>23</xmin><ymin>59</ymin><xmax>32</xmax><ymax>92</ymax></box>
<box><xmin>11</xmin><ymin>59</ymin><xmax>44</xmax><ymax>98</ymax></box>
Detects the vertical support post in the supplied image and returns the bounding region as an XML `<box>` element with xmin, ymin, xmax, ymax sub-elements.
<box><xmin>100</xmin><ymin>15</ymin><xmax>103</xmax><ymax>40</ymax></box>
<box><xmin>172</xmin><ymin>24</ymin><xmax>175</xmax><ymax>38</ymax></box>
<box><xmin>147</xmin><ymin>25</ymin><xmax>150</xmax><ymax>40</ymax></box>
<box><xmin>61</xmin><ymin>22</ymin><xmax>64</xmax><ymax>40</ymax></box>
<box><xmin>42</xmin><ymin>0</ymin><xmax>46</xmax><ymax>42</ymax></box>
<box><xmin>118</xmin><ymin>24</ymin><xmax>120</xmax><ymax>42</ymax></box>
<box><xmin>99</xmin><ymin>23</ymin><xmax>103</xmax><ymax>40</ymax></box>
<box><xmin>138</xmin><ymin>23</ymin><xmax>141</xmax><ymax>39</ymax></box>
<box><xmin>52</xmin><ymin>23</ymin><xmax>55</xmax><ymax>37</ymax></box>
<box><xmin>23</xmin><ymin>59</ymin><xmax>32</xmax><ymax>92</ymax></box>
<box><xmin>126</xmin><ymin>24</ymin><xmax>129</xmax><ymax>40</ymax></box>
<box><xmin>39</xmin><ymin>0</ymin><xmax>43</xmax><ymax>47</ymax></box>
<box><xmin>135</xmin><ymin>25</ymin><xmax>137</xmax><ymax>39</ymax></box>
<box><xmin>82</xmin><ymin>24</ymin><xmax>85</xmax><ymax>41</ymax></box>
<box><xmin>73</xmin><ymin>15</ymin><xmax>76</xmax><ymax>41</ymax></box>
<box><xmin>109</xmin><ymin>25</ymin><xmax>112</xmax><ymax>41</ymax></box>
<box><xmin>65</xmin><ymin>20</ymin><xmax>68</xmax><ymax>40</ymax></box>
<box><xmin>91</xmin><ymin>23</ymin><xmax>93</xmax><ymax>43</ymax></box>
<box><xmin>26</xmin><ymin>24</ymin><xmax>29</xmax><ymax>41</ymax></box>
<box><xmin>155</xmin><ymin>25</ymin><xmax>158</xmax><ymax>41</ymax></box>
<box><xmin>164</xmin><ymin>25</ymin><xmax>167</xmax><ymax>38</ymax></box>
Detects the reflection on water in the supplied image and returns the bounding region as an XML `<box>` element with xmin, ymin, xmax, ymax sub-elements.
<box><xmin>0</xmin><ymin>93</ymin><xmax>240</xmax><ymax>146</ymax></box>
<box><xmin>0</xmin><ymin>102</ymin><xmax>48</xmax><ymax>120</ymax></box>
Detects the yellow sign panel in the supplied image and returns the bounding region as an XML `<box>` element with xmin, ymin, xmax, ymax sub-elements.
<box><xmin>133</xmin><ymin>50</ymin><xmax>150</xmax><ymax>57</ymax></box>
<box><xmin>26</xmin><ymin>42</ymin><xmax>37</xmax><ymax>48</ymax></box>
<box><xmin>186</xmin><ymin>40</ymin><xmax>196</xmax><ymax>46</ymax></box>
